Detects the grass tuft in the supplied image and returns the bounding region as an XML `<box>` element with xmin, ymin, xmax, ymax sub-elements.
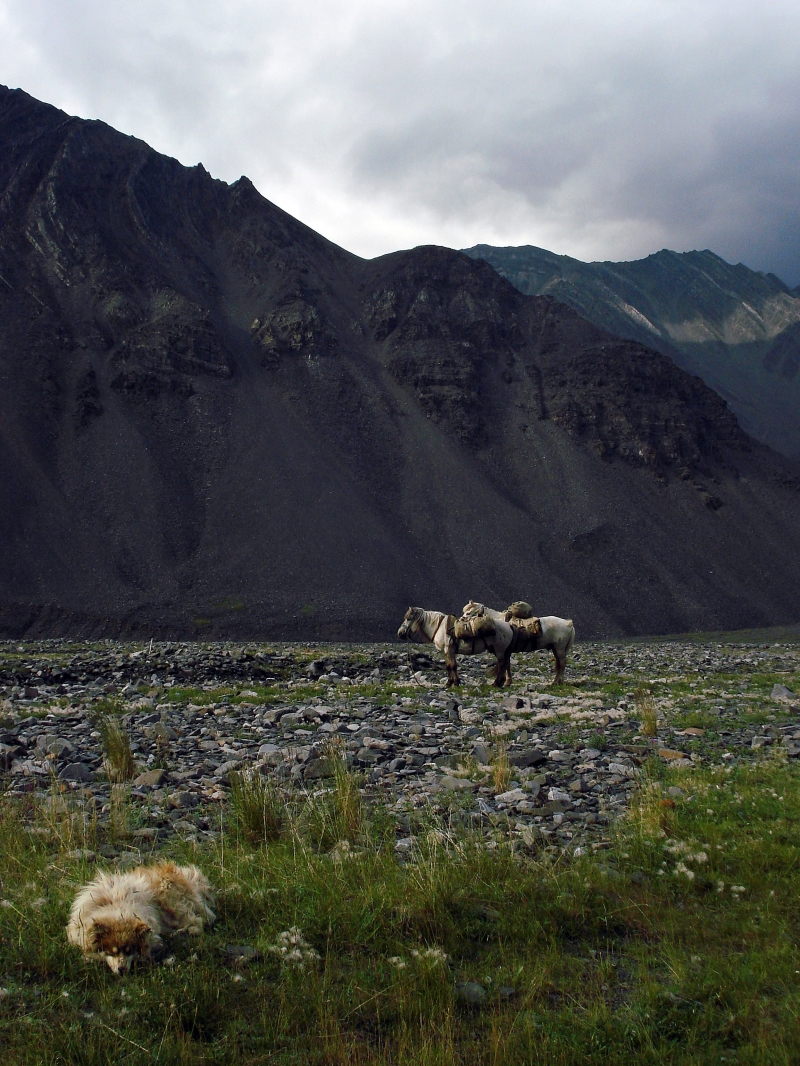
<box><xmin>230</xmin><ymin>769</ymin><xmax>287</xmax><ymax>845</ymax></box>
<box><xmin>302</xmin><ymin>739</ymin><xmax>365</xmax><ymax>850</ymax></box>
<box><xmin>490</xmin><ymin>731</ymin><xmax>511</xmax><ymax>793</ymax></box>
<box><xmin>93</xmin><ymin>709</ymin><xmax>136</xmax><ymax>783</ymax></box>
<box><xmin>635</xmin><ymin>685</ymin><xmax>658</xmax><ymax>737</ymax></box>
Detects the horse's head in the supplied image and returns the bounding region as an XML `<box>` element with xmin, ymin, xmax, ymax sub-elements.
<box><xmin>397</xmin><ymin>606</ymin><xmax>421</xmax><ymax>639</ymax></box>
<box><xmin>461</xmin><ymin>600</ymin><xmax>484</xmax><ymax>619</ymax></box>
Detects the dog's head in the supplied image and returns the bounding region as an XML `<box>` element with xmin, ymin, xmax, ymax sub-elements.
<box><xmin>91</xmin><ymin>919</ymin><xmax>153</xmax><ymax>974</ymax></box>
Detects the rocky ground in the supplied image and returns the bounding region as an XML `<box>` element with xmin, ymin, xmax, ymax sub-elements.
<box><xmin>1</xmin><ymin>637</ymin><xmax>799</xmax><ymax>861</ymax></box>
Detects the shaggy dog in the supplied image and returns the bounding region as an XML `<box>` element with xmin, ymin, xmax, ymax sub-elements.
<box><xmin>66</xmin><ymin>862</ymin><xmax>215</xmax><ymax>974</ymax></box>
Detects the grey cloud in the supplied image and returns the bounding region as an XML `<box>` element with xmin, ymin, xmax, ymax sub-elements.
<box><xmin>1</xmin><ymin>0</ymin><xmax>799</xmax><ymax>282</ymax></box>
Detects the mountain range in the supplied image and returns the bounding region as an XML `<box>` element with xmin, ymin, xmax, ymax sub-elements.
<box><xmin>464</xmin><ymin>245</ymin><xmax>800</xmax><ymax>459</ymax></box>
<box><xmin>1</xmin><ymin>85</ymin><xmax>800</xmax><ymax>641</ymax></box>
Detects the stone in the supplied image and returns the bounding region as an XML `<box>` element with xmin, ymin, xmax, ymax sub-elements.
<box><xmin>0</xmin><ymin>742</ymin><xmax>25</xmax><ymax>769</ymax></box>
<box><xmin>772</xmin><ymin>684</ymin><xmax>795</xmax><ymax>700</ymax></box>
<box><xmin>439</xmin><ymin>777</ymin><xmax>477</xmax><ymax>792</ymax></box>
<box><xmin>167</xmin><ymin>790</ymin><xmax>200</xmax><ymax>809</ymax></box>
<box><xmin>147</xmin><ymin>722</ymin><xmax>178</xmax><ymax>742</ymax></box>
<box><xmin>117</xmin><ymin>852</ymin><xmax>143</xmax><ymax>868</ymax></box>
<box><xmin>36</xmin><ymin>735</ymin><xmax>73</xmax><ymax>759</ymax></box>
<box><xmin>60</xmin><ymin>762</ymin><xmax>95</xmax><ymax>783</ymax></box>
<box><xmin>520</xmin><ymin>826</ymin><xmax>544</xmax><ymax>848</ymax></box>
<box><xmin>134</xmin><ymin>768</ymin><xmax>168</xmax><ymax>788</ymax></box>
<box><xmin>224</xmin><ymin>944</ymin><xmax>263</xmax><ymax>963</ymax></box>
<box><xmin>304</xmin><ymin>756</ymin><xmax>332</xmax><ymax>780</ymax></box>
<box><xmin>509</xmin><ymin>750</ymin><xmax>545</xmax><ymax>769</ymax></box>
<box><xmin>607</xmin><ymin>762</ymin><xmax>633</xmax><ymax>776</ymax></box>
<box><xmin>216</xmin><ymin>760</ymin><xmax>242</xmax><ymax>776</ymax></box>
<box><xmin>503</xmin><ymin>696</ymin><xmax>530</xmax><ymax>712</ymax></box>
<box><xmin>472</xmin><ymin>742</ymin><xmax>490</xmax><ymax>765</ymax></box>
<box><xmin>658</xmin><ymin>748</ymin><xmax>689</xmax><ymax>761</ymax></box>
<box><xmin>495</xmin><ymin>788</ymin><xmax>527</xmax><ymax>805</ymax></box>
<box><xmin>547</xmin><ymin>788</ymin><xmax>571</xmax><ymax>804</ymax></box>
<box><xmin>456</xmin><ymin>981</ymin><xmax>487</xmax><ymax>1005</ymax></box>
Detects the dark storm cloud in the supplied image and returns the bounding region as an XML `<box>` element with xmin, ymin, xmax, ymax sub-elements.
<box><xmin>1</xmin><ymin>0</ymin><xmax>799</xmax><ymax>281</ymax></box>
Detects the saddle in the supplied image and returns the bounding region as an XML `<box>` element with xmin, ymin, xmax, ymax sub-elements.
<box><xmin>451</xmin><ymin>614</ymin><xmax>496</xmax><ymax>642</ymax></box>
<box><xmin>509</xmin><ymin>615</ymin><xmax>542</xmax><ymax>638</ymax></box>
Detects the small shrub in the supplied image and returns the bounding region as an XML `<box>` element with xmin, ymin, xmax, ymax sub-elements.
<box><xmin>230</xmin><ymin>769</ymin><xmax>286</xmax><ymax>844</ymax></box>
<box><xmin>586</xmin><ymin>732</ymin><xmax>608</xmax><ymax>752</ymax></box>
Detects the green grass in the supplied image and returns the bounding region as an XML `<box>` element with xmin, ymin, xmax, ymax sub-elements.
<box><xmin>2</xmin><ymin>753</ymin><xmax>800</xmax><ymax>1064</ymax></box>
<box><xmin>1</xmin><ymin>638</ymin><xmax>799</xmax><ymax>1063</ymax></box>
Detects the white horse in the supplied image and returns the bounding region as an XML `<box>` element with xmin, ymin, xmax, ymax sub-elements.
<box><xmin>462</xmin><ymin>601</ymin><xmax>575</xmax><ymax>684</ymax></box>
<box><xmin>397</xmin><ymin>607</ymin><xmax>515</xmax><ymax>687</ymax></box>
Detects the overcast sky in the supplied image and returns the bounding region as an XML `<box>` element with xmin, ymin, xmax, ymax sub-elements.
<box><xmin>2</xmin><ymin>0</ymin><xmax>799</xmax><ymax>282</ymax></box>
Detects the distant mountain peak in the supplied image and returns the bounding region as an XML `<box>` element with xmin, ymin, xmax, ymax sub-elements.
<box><xmin>465</xmin><ymin>243</ymin><xmax>800</xmax><ymax>458</ymax></box>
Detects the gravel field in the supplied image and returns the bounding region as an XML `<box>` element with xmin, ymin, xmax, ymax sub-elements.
<box><xmin>1</xmin><ymin>636</ymin><xmax>799</xmax><ymax>858</ymax></box>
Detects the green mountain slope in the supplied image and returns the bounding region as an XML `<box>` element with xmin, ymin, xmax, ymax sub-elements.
<box><xmin>464</xmin><ymin>245</ymin><xmax>800</xmax><ymax>458</ymax></box>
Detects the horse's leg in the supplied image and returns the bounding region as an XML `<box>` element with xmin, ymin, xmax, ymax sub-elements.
<box><xmin>553</xmin><ymin>647</ymin><xmax>565</xmax><ymax>684</ymax></box>
<box><xmin>493</xmin><ymin>647</ymin><xmax>509</xmax><ymax>687</ymax></box>
<box><xmin>445</xmin><ymin>640</ymin><xmax>460</xmax><ymax>687</ymax></box>
<box><xmin>504</xmin><ymin>647</ymin><xmax>513</xmax><ymax>687</ymax></box>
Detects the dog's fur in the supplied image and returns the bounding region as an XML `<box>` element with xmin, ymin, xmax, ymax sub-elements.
<box><xmin>66</xmin><ymin>862</ymin><xmax>215</xmax><ymax>974</ymax></box>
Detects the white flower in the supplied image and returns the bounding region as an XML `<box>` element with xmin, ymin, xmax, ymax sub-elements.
<box><xmin>420</xmin><ymin>947</ymin><xmax>448</xmax><ymax>964</ymax></box>
<box><xmin>388</xmin><ymin>957</ymin><xmax>407</xmax><ymax>969</ymax></box>
<box><xmin>674</xmin><ymin>862</ymin><xmax>695</xmax><ymax>880</ymax></box>
<box><xmin>409</xmin><ymin>946</ymin><xmax>448</xmax><ymax>966</ymax></box>
<box><xmin>268</xmin><ymin>927</ymin><xmax>320</xmax><ymax>970</ymax></box>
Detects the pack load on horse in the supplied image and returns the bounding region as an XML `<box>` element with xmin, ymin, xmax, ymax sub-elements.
<box><xmin>503</xmin><ymin>601</ymin><xmax>534</xmax><ymax>621</ymax></box>
<box><xmin>461</xmin><ymin>601</ymin><xmax>575</xmax><ymax>684</ymax></box>
<box><xmin>397</xmin><ymin>607</ymin><xmax>514</xmax><ymax>688</ymax></box>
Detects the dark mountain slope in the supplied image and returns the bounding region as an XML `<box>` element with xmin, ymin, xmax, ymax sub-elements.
<box><xmin>2</xmin><ymin>86</ymin><xmax>800</xmax><ymax>640</ymax></box>
<box><xmin>464</xmin><ymin>244</ymin><xmax>800</xmax><ymax>458</ymax></box>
